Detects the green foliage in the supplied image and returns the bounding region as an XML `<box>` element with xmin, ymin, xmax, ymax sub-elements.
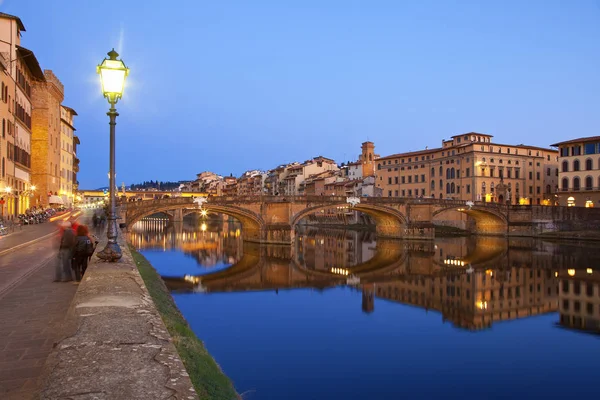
<box><xmin>130</xmin><ymin>245</ymin><xmax>239</xmax><ymax>400</ymax></box>
<box><xmin>129</xmin><ymin>180</ymin><xmax>185</xmax><ymax>191</ymax></box>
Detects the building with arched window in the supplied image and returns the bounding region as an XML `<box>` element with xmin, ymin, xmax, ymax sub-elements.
<box><xmin>0</xmin><ymin>13</ymin><xmax>44</xmax><ymax>219</ymax></box>
<box><xmin>376</xmin><ymin>132</ymin><xmax>558</xmax><ymax>205</ymax></box>
<box><xmin>552</xmin><ymin>136</ymin><xmax>600</xmax><ymax>207</ymax></box>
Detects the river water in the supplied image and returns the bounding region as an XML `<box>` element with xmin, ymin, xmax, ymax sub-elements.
<box><xmin>130</xmin><ymin>217</ymin><xmax>600</xmax><ymax>400</ymax></box>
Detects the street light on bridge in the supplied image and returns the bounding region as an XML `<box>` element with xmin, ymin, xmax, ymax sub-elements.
<box><xmin>96</xmin><ymin>49</ymin><xmax>129</xmax><ymax>262</ymax></box>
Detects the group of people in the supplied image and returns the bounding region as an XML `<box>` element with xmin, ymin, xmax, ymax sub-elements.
<box><xmin>55</xmin><ymin>220</ymin><xmax>99</xmax><ymax>282</ymax></box>
<box><xmin>92</xmin><ymin>211</ymin><xmax>106</xmax><ymax>228</ymax></box>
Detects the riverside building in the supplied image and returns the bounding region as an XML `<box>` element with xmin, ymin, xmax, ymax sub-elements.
<box><xmin>0</xmin><ymin>13</ymin><xmax>44</xmax><ymax>218</ymax></box>
<box><xmin>552</xmin><ymin>136</ymin><xmax>600</xmax><ymax>207</ymax></box>
<box><xmin>376</xmin><ymin>132</ymin><xmax>558</xmax><ymax>205</ymax></box>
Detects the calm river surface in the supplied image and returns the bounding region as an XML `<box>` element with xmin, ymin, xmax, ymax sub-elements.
<box><xmin>131</xmin><ymin>217</ymin><xmax>600</xmax><ymax>400</ymax></box>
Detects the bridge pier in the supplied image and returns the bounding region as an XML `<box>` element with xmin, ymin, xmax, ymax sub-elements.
<box><xmin>262</xmin><ymin>224</ymin><xmax>295</xmax><ymax>245</ymax></box>
<box><xmin>172</xmin><ymin>208</ymin><xmax>183</xmax><ymax>222</ymax></box>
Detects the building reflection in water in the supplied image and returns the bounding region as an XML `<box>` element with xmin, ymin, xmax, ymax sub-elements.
<box><xmin>558</xmin><ymin>268</ymin><xmax>600</xmax><ymax>333</ymax></box>
<box><xmin>129</xmin><ymin>216</ymin><xmax>243</xmax><ymax>270</ymax></box>
<box><xmin>130</xmin><ymin>214</ymin><xmax>600</xmax><ymax>334</ymax></box>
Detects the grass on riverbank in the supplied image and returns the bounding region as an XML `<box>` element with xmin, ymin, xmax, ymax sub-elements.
<box><xmin>129</xmin><ymin>244</ymin><xmax>239</xmax><ymax>400</ymax></box>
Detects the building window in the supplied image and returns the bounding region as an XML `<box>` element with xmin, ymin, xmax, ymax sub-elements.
<box><xmin>466</xmin><ymin>184</ymin><xmax>470</xmax><ymax>194</ymax></box>
<box><xmin>401</xmin><ymin>176</ymin><xmax>405</xmax><ymax>184</ymax></box>
<box><xmin>529</xmin><ymin>171</ymin><xmax>533</xmax><ymax>179</ymax></box>
<box><xmin>573</xmin><ymin>177</ymin><xmax>580</xmax><ymax>191</ymax></box>
<box><xmin>574</xmin><ymin>159</ymin><xmax>580</xmax><ymax>171</ymax></box>
<box><xmin>388</xmin><ymin>177</ymin><xmax>392</xmax><ymax>184</ymax></box>
<box><xmin>586</xmin><ymin>159</ymin><xmax>593</xmax><ymax>171</ymax></box>
<box><xmin>431</xmin><ymin>167</ymin><xmax>435</xmax><ymax>177</ymax></box>
<box><xmin>536</xmin><ymin>186</ymin><xmax>540</xmax><ymax>194</ymax></box>
<box><xmin>585</xmin><ymin>176</ymin><xmax>593</xmax><ymax>190</ymax></box>
<box><xmin>394</xmin><ymin>190</ymin><xmax>398</xmax><ymax>197</ymax></box>
<box><xmin>536</xmin><ymin>172</ymin><xmax>540</xmax><ymax>180</ymax></box>
<box><xmin>529</xmin><ymin>186</ymin><xmax>533</xmax><ymax>194</ymax></box>
<box><xmin>408</xmin><ymin>176</ymin><xmax>412</xmax><ymax>183</ymax></box>
<box><xmin>439</xmin><ymin>180</ymin><xmax>443</xmax><ymax>190</ymax></box>
<box><xmin>430</xmin><ymin>180</ymin><xmax>435</xmax><ymax>190</ymax></box>
<box><xmin>466</xmin><ymin>168</ymin><xmax>470</xmax><ymax>177</ymax></box>
<box><xmin>562</xmin><ymin>178</ymin><xmax>568</xmax><ymax>191</ymax></box>
<box><xmin>586</xmin><ymin>283</ymin><xmax>594</xmax><ymax>297</ymax></box>
<box><xmin>408</xmin><ymin>189</ymin><xmax>412</xmax><ymax>196</ymax></box>
<box><xmin>394</xmin><ymin>177</ymin><xmax>398</xmax><ymax>184</ymax></box>
<box><xmin>401</xmin><ymin>190</ymin><xmax>405</xmax><ymax>196</ymax></box>
<box><xmin>585</xmin><ymin>143</ymin><xmax>596</xmax><ymax>154</ymax></box>
<box><xmin>388</xmin><ymin>190</ymin><xmax>392</xmax><ymax>197</ymax></box>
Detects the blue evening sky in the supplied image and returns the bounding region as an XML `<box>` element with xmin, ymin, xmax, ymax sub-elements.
<box><xmin>4</xmin><ymin>0</ymin><xmax>600</xmax><ymax>189</ymax></box>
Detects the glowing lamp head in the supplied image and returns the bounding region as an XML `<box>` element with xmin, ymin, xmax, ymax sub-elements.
<box><xmin>4</xmin><ymin>186</ymin><xmax>11</xmax><ymax>194</ymax></box>
<box><xmin>97</xmin><ymin>49</ymin><xmax>129</xmax><ymax>103</ymax></box>
<box><xmin>30</xmin><ymin>185</ymin><xmax>36</xmax><ymax>191</ymax></box>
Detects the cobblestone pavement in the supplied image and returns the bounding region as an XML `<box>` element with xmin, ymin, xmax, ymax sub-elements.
<box><xmin>0</xmin><ymin>220</ymin><xmax>80</xmax><ymax>399</ymax></box>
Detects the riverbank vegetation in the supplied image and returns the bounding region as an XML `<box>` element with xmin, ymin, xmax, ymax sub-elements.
<box><xmin>130</xmin><ymin>244</ymin><xmax>239</xmax><ymax>400</ymax></box>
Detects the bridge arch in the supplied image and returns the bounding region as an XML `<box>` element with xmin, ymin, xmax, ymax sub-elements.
<box><xmin>197</xmin><ymin>204</ymin><xmax>266</xmax><ymax>242</ymax></box>
<box><xmin>432</xmin><ymin>205</ymin><xmax>507</xmax><ymax>235</ymax></box>
<box><xmin>290</xmin><ymin>203</ymin><xmax>407</xmax><ymax>239</ymax></box>
<box><xmin>127</xmin><ymin>200</ymin><xmax>265</xmax><ymax>242</ymax></box>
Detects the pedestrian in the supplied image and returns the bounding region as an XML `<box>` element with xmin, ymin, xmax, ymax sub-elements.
<box><xmin>55</xmin><ymin>221</ymin><xmax>76</xmax><ymax>282</ymax></box>
<box><xmin>73</xmin><ymin>225</ymin><xmax>96</xmax><ymax>281</ymax></box>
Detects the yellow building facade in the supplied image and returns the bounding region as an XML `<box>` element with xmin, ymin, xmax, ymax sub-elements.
<box><xmin>376</xmin><ymin>132</ymin><xmax>559</xmax><ymax>205</ymax></box>
<box><xmin>0</xmin><ymin>13</ymin><xmax>43</xmax><ymax>218</ymax></box>
<box><xmin>59</xmin><ymin>105</ymin><xmax>77</xmax><ymax>206</ymax></box>
<box><xmin>552</xmin><ymin>136</ymin><xmax>600</xmax><ymax>208</ymax></box>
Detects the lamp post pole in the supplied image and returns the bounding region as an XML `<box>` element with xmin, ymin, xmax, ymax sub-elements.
<box><xmin>96</xmin><ymin>48</ymin><xmax>128</xmax><ymax>262</ymax></box>
<box><xmin>99</xmin><ymin>99</ymin><xmax>122</xmax><ymax>260</ymax></box>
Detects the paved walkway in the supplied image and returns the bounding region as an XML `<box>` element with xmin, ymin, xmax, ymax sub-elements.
<box><xmin>0</xmin><ymin>216</ymin><xmax>84</xmax><ymax>399</ymax></box>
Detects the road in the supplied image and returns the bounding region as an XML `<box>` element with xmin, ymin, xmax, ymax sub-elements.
<box><xmin>0</xmin><ymin>221</ymin><xmax>79</xmax><ymax>399</ymax></box>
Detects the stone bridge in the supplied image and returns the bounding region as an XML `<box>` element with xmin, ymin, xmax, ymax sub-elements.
<box><xmin>124</xmin><ymin>195</ymin><xmax>600</xmax><ymax>244</ymax></box>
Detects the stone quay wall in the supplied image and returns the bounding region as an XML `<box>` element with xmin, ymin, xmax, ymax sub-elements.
<box><xmin>38</xmin><ymin>232</ymin><xmax>199</xmax><ymax>399</ymax></box>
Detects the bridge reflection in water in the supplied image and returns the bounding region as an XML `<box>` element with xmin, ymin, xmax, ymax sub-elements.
<box><xmin>130</xmin><ymin>217</ymin><xmax>600</xmax><ymax>333</ymax></box>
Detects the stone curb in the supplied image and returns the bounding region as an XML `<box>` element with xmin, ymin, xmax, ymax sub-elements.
<box><xmin>0</xmin><ymin>230</ymin><xmax>59</xmax><ymax>257</ymax></box>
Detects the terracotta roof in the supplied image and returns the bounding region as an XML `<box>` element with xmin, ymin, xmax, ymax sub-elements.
<box><xmin>450</xmin><ymin>132</ymin><xmax>492</xmax><ymax>138</ymax></box>
<box><xmin>62</xmin><ymin>105</ymin><xmax>78</xmax><ymax>116</ymax></box>
<box><xmin>0</xmin><ymin>12</ymin><xmax>25</xmax><ymax>31</ymax></box>
<box><xmin>15</xmin><ymin>45</ymin><xmax>44</xmax><ymax>80</ymax></box>
<box><xmin>377</xmin><ymin>147</ymin><xmax>442</xmax><ymax>161</ymax></box>
<box><xmin>550</xmin><ymin>136</ymin><xmax>600</xmax><ymax>147</ymax></box>
<box><xmin>377</xmin><ymin>141</ymin><xmax>556</xmax><ymax>162</ymax></box>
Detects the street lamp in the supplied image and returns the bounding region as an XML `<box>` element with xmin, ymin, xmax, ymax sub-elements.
<box><xmin>96</xmin><ymin>49</ymin><xmax>129</xmax><ymax>262</ymax></box>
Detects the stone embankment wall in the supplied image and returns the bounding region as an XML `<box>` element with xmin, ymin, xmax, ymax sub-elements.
<box><xmin>38</xmin><ymin>233</ymin><xmax>199</xmax><ymax>399</ymax></box>
<box><xmin>508</xmin><ymin>206</ymin><xmax>600</xmax><ymax>239</ymax></box>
